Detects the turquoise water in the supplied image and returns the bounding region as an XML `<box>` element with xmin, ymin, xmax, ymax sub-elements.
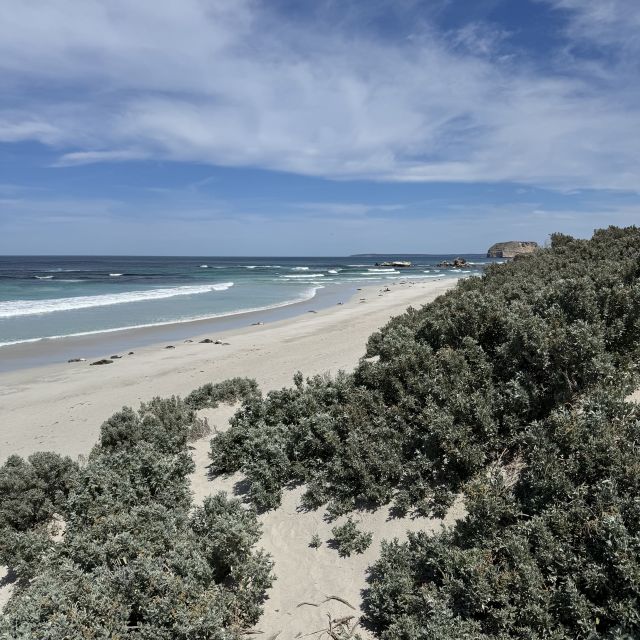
<box><xmin>0</xmin><ymin>255</ymin><xmax>491</xmax><ymax>347</ymax></box>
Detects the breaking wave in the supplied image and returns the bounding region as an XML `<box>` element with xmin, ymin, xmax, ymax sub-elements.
<box><xmin>0</xmin><ymin>283</ymin><xmax>235</xmax><ymax>318</ymax></box>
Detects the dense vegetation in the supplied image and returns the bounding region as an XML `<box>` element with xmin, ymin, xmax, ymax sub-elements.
<box><xmin>0</xmin><ymin>392</ymin><xmax>272</xmax><ymax>639</ymax></box>
<box><xmin>1</xmin><ymin>226</ymin><xmax>639</xmax><ymax>638</ymax></box>
<box><xmin>207</xmin><ymin>227</ymin><xmax>640</xmax><ymax>637</ymax></box>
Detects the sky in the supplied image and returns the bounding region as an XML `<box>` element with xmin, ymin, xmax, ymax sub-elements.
<box><xmin>1</xmin><ymin>0</ymin><xmax>639</xmax><ymax>255</ymax></box>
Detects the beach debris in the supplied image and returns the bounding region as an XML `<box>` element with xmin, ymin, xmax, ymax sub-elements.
<box><xmin>110</xmin><ymin>355</ymin><xmax>123</xmax><ymax>359</ymax></box>
<box><xmin>296</xmin><ymin>602</ymin><xmax>319</xmax><ymax>608</ymax></box>
<box><xmin>67</xmin><ymin>358</ymin><xmax>86</xmax><ymax>363</ymax></box>
<box><xmin>337</xmin><ymin>302</ymin><xmax>343</xmax><ymax>305</ymax></box>
<box><xmin>323</xmin><ymin>595</ymin><xmax>356</xmax><ymax>610</ymax></box>
<box><xmin>199</xmin><ymin>338</ymin><xmax>214</xmax><ymax>343</ymax></box>
<box><xmin>308</xmin><ymin>310</ymin><xmax>317</xmax><ymax>313</ymax></box>
<box><xmin>128</xmin><ymin>351</ymin><xmax>135</xmax><ymax>355</ymax></box>
<box><xmin>252</xmin><ymin>321</ymin><xmax>264</xmax><ymax>326</ymax></box>
<box><xmin>165</xmin><ymin>345</ymin><xmax>175</xmax><ymax>349</ymax></box>
<box><xmin>90</xmin><ymin>359</ymin><xmax>113</xmax><ymax>366</ymax></box>
<box><xmin>184</xmin><ymin>339</ymin><xmax>194</xmax><ymax>343</ymax></box>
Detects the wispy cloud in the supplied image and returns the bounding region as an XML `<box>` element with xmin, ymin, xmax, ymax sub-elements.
<box><xmin>0</xmin><ymin>1</ymin><xmax>639</xmax><ymax>190</ymax></box>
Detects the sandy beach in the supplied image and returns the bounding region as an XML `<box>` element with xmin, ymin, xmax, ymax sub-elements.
<box><xmin>0</xmin><ymin>278</ymin><xmax>455</xmax><ymax>462</ymax></box>
<box><xmin>0</xmin><ymin>277</ymin><xmax>462</xmax><ymax>635</ymax></box>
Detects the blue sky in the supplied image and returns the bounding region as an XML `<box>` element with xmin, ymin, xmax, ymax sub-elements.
<box><xmin>1</xmin><ymin>0</ymin><xmax>639</xmax><ymax>255</ymax></box>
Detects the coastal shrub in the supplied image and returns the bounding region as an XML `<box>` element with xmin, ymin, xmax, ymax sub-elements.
<box><xmin>185</xmin><ymin>376</ymin><xmax>261</xmax><ymax>410</ymax></box>
<box><xmin>0</xmin><ymin>452</ymin><xmax>77</xmax><ymax>580</ymax></box>
<box><xmin>364</xmin><ymin>391</ymin><xmax>640</xmax><ymax>639</ymax></box>
<box><xmin>1</xmin><ymin>395</ymin><xmax>274</xmax><ymax>638</ymax></box>
<box><xmin>209</xmin><ymin>227</ymin><xmax>640</xmax><ymax>518</ymax></box>
<box><xmin>331</xmin><ymin>517</ymin><xmax>373</xmax><ymax>557</ymax></box>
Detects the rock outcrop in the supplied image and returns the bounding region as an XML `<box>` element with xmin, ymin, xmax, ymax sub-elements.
<box><xmin>487</xmin><ymin>241</ymin><xmax>539</xmax><ymax>259</ymax></box>
<box><xmin>438</xmin><ymin>257</ymin><xmax>468</xmax><ymax>268</ymax></box>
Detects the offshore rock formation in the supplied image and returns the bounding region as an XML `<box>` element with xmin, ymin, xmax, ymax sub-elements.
<box><xmin>487</xmin><ymin>240</ymin><xmax>539</xmax><ymax>258</ymax></box>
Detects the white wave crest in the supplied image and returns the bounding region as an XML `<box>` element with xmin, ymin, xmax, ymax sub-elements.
<box><xmin>109</xmin><ymin>273</ymin><xmax>123</xmax><ymax>277</ymax></box>
<box><xmin>0</xmin><ymin>283</ymin><xmax>234</xmax><ymax>318</ymax></box>
<box><xmin>34</xmin><ymin>275</ymin><xmax>54</xmax><ymax>279</ymax></box>
<box><xmin>282</xmin><ymin>273</ymin><xmax>325</xmax><ymax>278</ymax></box>
<box><xmin>292</xmin><ymin>266</ymin><xmax>309</xmax><ymax>271</ymax></box>
<box><xmin>368</xmin><ymin>268</ymin><xmax>398</xmax><ymax>273</ymax></box>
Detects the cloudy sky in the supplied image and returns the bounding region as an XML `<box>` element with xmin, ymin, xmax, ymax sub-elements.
<box><xmin>1</xmin><ymin>0</ymin><xmax>639</xmax><ymax>254</ymax></box>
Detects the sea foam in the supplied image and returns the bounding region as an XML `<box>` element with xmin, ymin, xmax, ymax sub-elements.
<box><xmin>0</xmin><ymin>283</ymin><xmax>234</xmax><ymax>318</ymax></box>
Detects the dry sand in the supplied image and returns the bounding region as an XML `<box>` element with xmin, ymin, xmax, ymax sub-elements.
<box><xmin>0</xmin><ymin>278</ymin><xmax>464</xmax><ymax>634</ymax></box>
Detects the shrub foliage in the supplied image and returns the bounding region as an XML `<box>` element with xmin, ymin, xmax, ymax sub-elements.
<box><xmin>1</xmin><ymin>384</ymin><xmax>273</xmax><ymax>639</ymax></box>
<box><xmin>205</xmin><ymin>227</ymin><xmax>640</xmax><ymax>637</ymax></box>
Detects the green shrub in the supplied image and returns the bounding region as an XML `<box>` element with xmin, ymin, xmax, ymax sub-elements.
<box><xmin>1</xmin><ymin>397</ymin><xmax>274</xmax><ymax>638</ymax></box>
<box><xmin>331</xmin><ymin>517</ymin><xmax>373</xmax><ymax>557</ymax></box>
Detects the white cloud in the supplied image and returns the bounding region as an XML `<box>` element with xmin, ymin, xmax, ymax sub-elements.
<box><xmin>0</xmin><ymin>0</ymin><xmax>639</xmax><ymax>190</ymax></box>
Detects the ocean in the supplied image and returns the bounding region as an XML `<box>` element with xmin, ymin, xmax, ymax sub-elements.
<box><xmin>0</xmin><ymin>255</ymin><xmax>492</xmax><ymax>349</ymax></box>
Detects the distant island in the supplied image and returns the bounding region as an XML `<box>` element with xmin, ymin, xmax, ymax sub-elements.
<box><xmin>487</xmin><ymin>240</ymin><xmax>539</xmax><ymax>258</ymax></box>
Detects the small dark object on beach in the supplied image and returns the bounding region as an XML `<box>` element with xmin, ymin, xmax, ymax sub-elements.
<box><xmin>128</xmin><ymin>351</ymin><xmax>134</xmax><ymax>355</ymax></box>
<box><xmin>308</xmin><ymin>310</ymin><xmax>317</xmax><ymax>313</ymax></box>
<box><xmin>90</xmin><ymin>359</ymin><xmax>113</xmax><ymax>366</ymax></box>
<box><xmin>252</xmin><ymin>322</ymin><xmax>264</xmax><ymax>326</ymax></box>
<box><xmin>110</xmin><ymin>355</ymin><xmax>122</xmax><ymax>359</ymax></box>
<box><xmin>337</xmin><ymin>302</ymin><xmax>343</xmax><ymax>305</ymax></box>
<box><xmin>165</xmin><ymin>345</ymin><xmax>175</xmax><ymax>349</ymax></box>
<box><xmin>199</xmin><ymin>338</ymin><xmax>214</xmax><ymax>343</ymax></box>
<box><xmin>184</xmin><ymin>339</ymin><xmax>194</xmax><ymax>343</ymax></box>
<box><xmin>214</xmin><ymin>340</ymin><xmax>224</xmax><ymax>344</ymax></box>
<box><xmin>67</xmin><ymin>358</ymin><xmax>85</xmax><ymax>363</ymax></box>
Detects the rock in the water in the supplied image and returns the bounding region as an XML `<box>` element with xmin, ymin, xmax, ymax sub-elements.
<box><xmin>487</xmin><ymin>241</ymin><xmax>538</xmax><ymax>258</ymax></box>
<box><xmin>90</xmin><ymin>359</ymin><xmax>113</xmax><ymax>366</ymax></box>
<box><xmin>438</xmin><ymin>257</ymin><xmax>468</xmax><ymax>268</ymax></box>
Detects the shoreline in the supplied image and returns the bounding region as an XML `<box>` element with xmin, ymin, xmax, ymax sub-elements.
<box><xmin>0</xmin><ymin>281</ymin><xmax>356</xmax><ymax>372</ymax></box>
<box><xmin>0</xmin><ymin>278</ymin><xmax>454</xmax><ymax>462</ymax></box>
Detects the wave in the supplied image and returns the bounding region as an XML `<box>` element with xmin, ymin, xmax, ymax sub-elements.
<box><xmin>109</xmin><ymin>273</ymin><xmax>123</xmax><ymax>277</ymax></box>
<box><xmin>368</xmin><ymin>268</ymin><xmax>398</xmax><ymax>273</ymax></box>
<box><xmin>0</xmin><ymin>286</ymin><xmax>321</xmax><ymax>347</ymax></box>
<box><xmin>0</xmin><ymin>283</ymin><xmax>234</xmax><ymax>319</ymax></box>
<box><xmin>199</xmin><ymin>265</ymin><xmax>208</xmax><ymax>268</ymax></box>
<box><xmin>328</xmin><ymin>269</ymin><xmax>339</xmax><ymax>274</ymax></box>
<box><xmin>282</xmin><ymin>273</ymin><xmax>325</xmax><ymax>278</ymax></box>
<box><xmin>292</xmin><ymin>266</ymin><xmax>309</xmax><ymax>271</ymax></box>
<box><xmin>34</xmin><ymin>275</ymin><xmax>54</xmax><ymax>280</ymax></box>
